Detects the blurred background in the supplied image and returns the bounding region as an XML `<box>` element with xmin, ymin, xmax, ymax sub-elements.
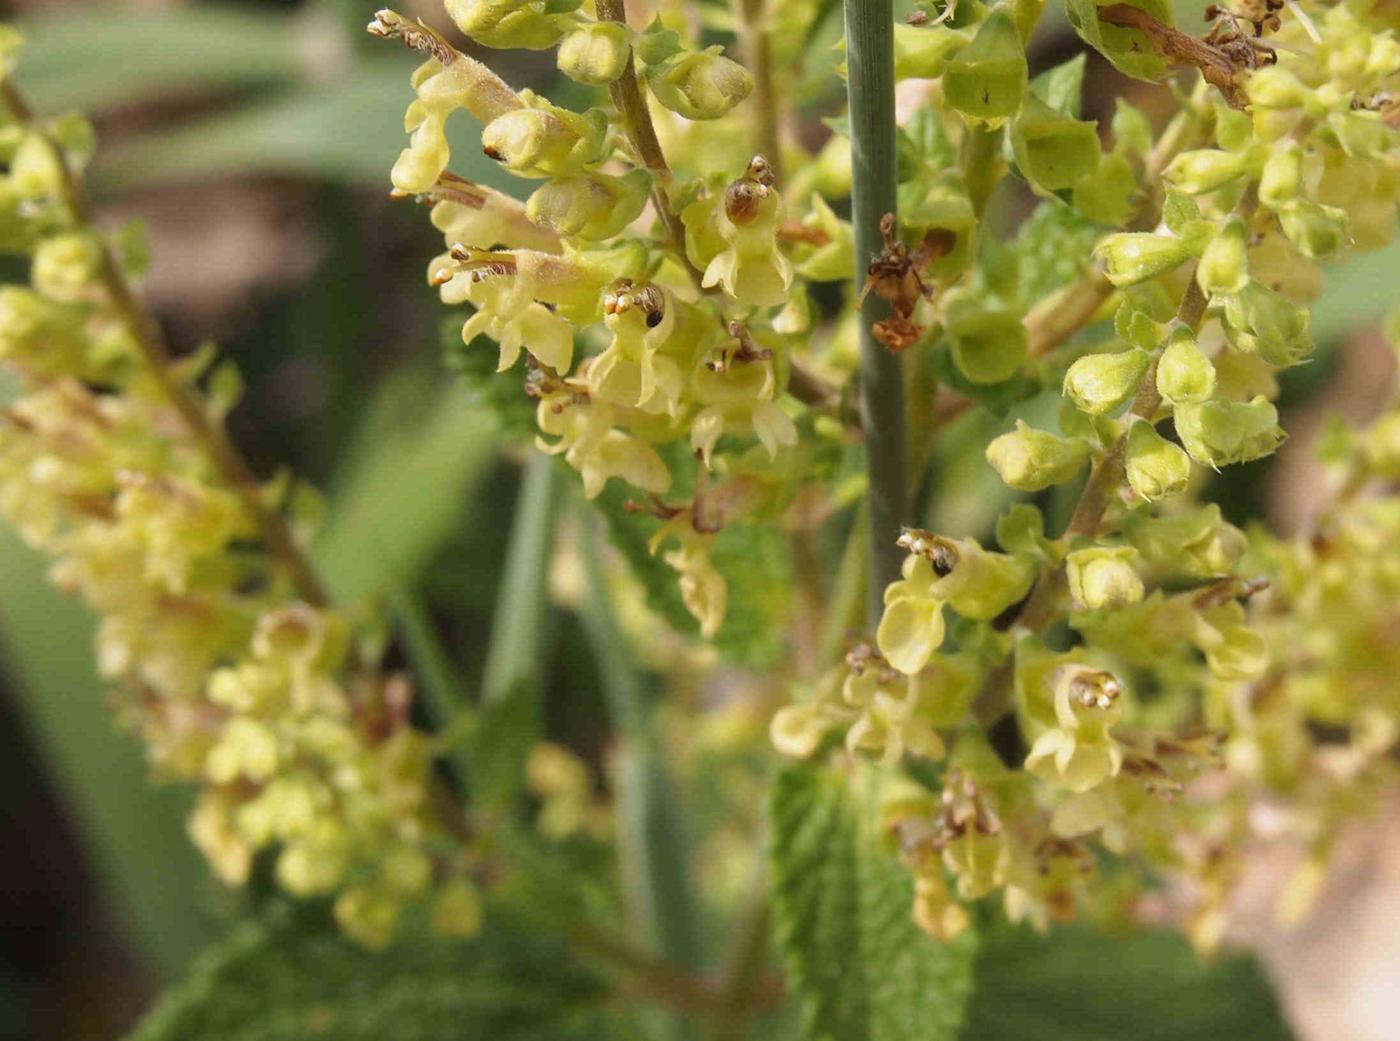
<box><xmin>0</xmin><ymin>1</ymin><xmax>1396</xmax><ymax>1039</ymax></box>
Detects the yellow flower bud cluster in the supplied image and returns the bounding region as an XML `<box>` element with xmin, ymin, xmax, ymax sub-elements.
<box><xmin>0</xmin><ymin>46</ymin><xmax>478</xmax><ymax>949</ymax></box>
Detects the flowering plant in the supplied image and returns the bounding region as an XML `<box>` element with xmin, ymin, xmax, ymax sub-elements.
<box><xmin>3</xmin><ymin>0</ymin><xmax>1400</xmax><ymax>1034</ymax></box>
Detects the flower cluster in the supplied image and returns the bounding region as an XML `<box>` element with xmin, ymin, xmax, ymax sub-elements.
<box><xmin>371</xmin><ymin>5</ymin><xmax>846</xmax><ymax>640</ymax></box>
<box><xmin>0</xmin><ymin>31</ymin><xmax>478</xmax><ymax>949</ymax></box>
<box><xmin>774</xmin><ymin>0</ymin><xmax>1400</xmax><ymax>946</ymax></box>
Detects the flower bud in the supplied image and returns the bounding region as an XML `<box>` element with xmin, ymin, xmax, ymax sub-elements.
<box><xmin>1162</xmin><ymin>149</ymin><xmax>1250</xmax><ymax>195</ymax></box>
<box><xmin>1066</xmin><ymin>545</ymin><xmax>1144</xmax><ymax>611</ymax></box>
<box><xmin>32</xmin><ymin>232</ymin><xmax>103</xmax><ymax>302</ymax></box>
<box><xmin>1196</xmin><ymin>215</ymin><xmax>1249</xmax><ymax>296</ymax></box>
<box><xmin>556</xmin><ymin>22</ymin><xmax>631</xmax><ymax>85</ymax></box>
<box><xmin>433</xmin><ymin>878</ymin><xmax>483</xmax><ymax>939</ymax></box>
<box><xmin>9</xmin><ymin>132</ymin><xmax>64</xmax><ymax>200</ymax></box>
<box><xmin>1062</xmin><ymin>347</ymin><xmax>1149</xmax><ymax>416</ymax></box>
<box><xmin>334</xmin><ymin>886</ymin><xmax>402</xmax><ymax>951</ymax></box>
<box><xmin>1094</xmin><ymin>233</ymin><xmax>1192</xmax><ymax>287</ymax></box>
<box><xmin>946</xmin><ymin>296</ymin><xmax>1028</xmax><ymax>384</ymax></box>
<box><xmin>1221</xmin><ymin>280</ymin><xmax>1312</xmax><ymax>366</ymax></box>
<box><xmin>985</xmin><ymin>420</ymin><xmax>1089</xmax><ymax>491</ymax></box>
<box><xmin>1258</xmin><ymin>141</ymin><xmax>1302</xmax><ymax>208</ymax></box>
<box><xmin>1010</xmin><ymin>94</ymin><xmax>1101</xmax><ymax>191</ymax></box>
<box><xmin>526</xmin><ymin>169</ymin><xmax>649</xmax><ymax>239</ymax></box>
<box><xmin>645</xmin><ymin>47</ymin><xmax>753</xmax><ymax>120</ymax></box>
<box><xmin>1125</xmin><ymin>505</ymin><xmax>1245</xmax><ymax>581</ymax></box>
<box><xmin>1277</xmin><ymin>198</ymin><xmax>1350</xmax><ymax>259</ymax></box>
<box><xmin>1124</xmin><ymin>419</ymin><xmax>1191</xmax><ymax>501</ymax></box>
<box><xmin>1155</xmin><ymin>327</ymin><xmax>1216</xmax><ymax>404</ymax></box>
<box><xmin>445</xmin><ymin>0</ymin><xmax>568</xmax><ymax>48</ymax></box>
<box><xmin>1246</xmin><ymin>65</ymin><xmax>1307</xmax><ymax>108</ymax></box>
<box><xmin>1174</xmin><ymin>395</ymin><xmax>1284</xmax><ymax>468</ymax></box>
<box><xmin>942</xmin><ymin>7</ymin><xmax>1027</xmax><ymax>125</ymax></box>
<box><xmin>481</xmin><ymin>104</ymin><xmax>606</xmax><ymax>177</ymax></box>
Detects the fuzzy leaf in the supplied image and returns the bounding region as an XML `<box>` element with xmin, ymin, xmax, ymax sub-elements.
<box><xmin>961</xmin><ymin>922</ymin><xmax>1294</xmax><ymax>1040</ymax></box>
<box><xmin>771</xmin><ymin>763</ymin><xmax>977</xmax><ymax>1041</ymax></box>
<box><xmin>127</xmin><ymin>903</ymin><xmax>605</xmax><ymax>1041</ymax></box>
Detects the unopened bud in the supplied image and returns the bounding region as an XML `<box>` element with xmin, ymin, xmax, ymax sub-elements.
<box><xmin>481</xmin><ymin>105</ymin><xmax>601</xmax><ymax>176</ymax></box>
<box><xmin>985</xmin><ymin>420</ymin><xmax>1089</xmax><ymax>491</ymax></box>
<box><xmin>9</xmin><ymin>132</ymin><xmax>64</xmax><ymax>200</ymax></box>
<box><xmin>1094</xmin><ymin>233</ymin><xmax>1192</xmax><ymax>287</ymax></box>
<box><xmin>1221</xmin><ymin>280</ymin><xmax>1312</xmax><ymax>366</ymax></box>
<box><xmin>1247</xmin><ymin>65</ymin><xmax>1307</xmax><ymax>108</ymax></box>
<box><xmin>942</xmin><ymin>7</ymin><xmax>1027</xmax><ymax>124</ymax></box>
<box><xmin>32</xmin><ymin>232</ymin><xmax>103</xmax><ymax>302</ymax></box>
<box><xmin>1163</xmin><ymin>148</ymin><xmax>1250</xmax><ymax>195</ymax></box>
<box><xmin>1067</xmin><ymin>545</ymin><xmax>1144</xmax><ymax>611</ymax></box>
<box><xmin>1124</xmin><ymin>419</ymin><xmax>1191</xmax><ymax>501</ymax></box>
<box><xmin>645</xmin><ymin>47</ymin><xmax>753</xmax><ymax>120</ymax></box>
<box><xmin>1174</xmin><ymin>395</ymin><xmax>1284</xmax><ymax>468</ymax></box>
<box><xmin>526</xmin><ymin>169</ymin><xmax>649</xmax><ymax>239</ymax></box>
<box><xmin>556</xmin><ymin>22</ymin><xmax>630</xmax><ymax>85</ymax></box>
<box><xmin>1155</xmin><ymin>327</ymin><xmax>1216</xmax><ymax>404</ymax></box>
<box><xmin>1196</xmin><ymin>215</ymin><xmax>1249</xmax><ymax>296</ymax></box>
<box><xmin>1277</xmin><ymin>198</ymin><xmax>1350</xmax><ymax>259</ymax></box>
<box><xmin>1062</xmin><ymin>347</ymin><xmax>1149</xmax><ymax>415</ymax></box>
<box><xmin>1258</xmin><ymin>140</ymin><xmax>1302</xmax><ymax>207</ymax></box>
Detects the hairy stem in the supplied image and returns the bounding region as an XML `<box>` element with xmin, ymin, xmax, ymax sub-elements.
<box><xmin>844</xmin><ymin>0</ymin><xmax>907</xmax><ymax>625</ymax></box>
<box><xmin>596</xmin><ymin>0</ymin><xmax>693</xmax><ymax>263</ymax></box>
<box><xmin>0</xmin><ymin>77</ymin><xmax>328</xmax><ymax>607</ymax></box>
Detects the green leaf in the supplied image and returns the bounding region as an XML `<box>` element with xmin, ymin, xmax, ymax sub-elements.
<box><xmin>770</xmin><ymin>763</ymin><xmax>977</xmax><ymax>1041</ymax></box>
<box><xmin>127</xmin><ymin>903</ymin><xmax>606</xmax><ymax>1041</ymax></box>
<box><xmin>93</xmin><ymin>60</ymin><xmax>522</xmax><ymax>192</ymax></box>
<box><xmin>15</xmin><ymin>7</ymin><xmax>303</xmax><ymax>114</ymax></box>
<box><xmin>1064</xmin><ymin>0</ymin><xmax>1175</xmax><ymax>82</ymax></box>
<box><xmin>313</xmin><ymin>376</ymin><xmax>499</xmax><ymax>605</ymax></box>
<box><xmin>597</xmin><ymin>481</ymin><xmax>792</xmax><ymax>669</ymax></box>
<box><xmin>960</xmin><ymin>922</ymin><xmax>1294</xmax><ymax>1041</ymax></box>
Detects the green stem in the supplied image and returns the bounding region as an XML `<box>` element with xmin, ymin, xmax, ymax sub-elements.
<box><xmin>843</xmin><ymin>0</ymin><xmax>907</xmax><ymax>626</ymax></box>
<box><xmin>960</xmin><ymin>124</ymin><xmax>1004</xmax><ymax>220</ymax></box>
<box><xmin>818</xmin><ymin>506</ymin><xmax>869</xmax><ymax>666</ymax></box>
<box><xmin>391</xmin><ymin>590</ymin><xmax>473</xmax><ymax>781</ymax></box>
<box><xmin>577</xmin><ymin>511</ymin><xmax>700</xmax><ymax>984</ymax></box>
<box><xmin>480</xmin><ymin>453</ymin><xmax>559</xmax><ymax>705</ymax></box>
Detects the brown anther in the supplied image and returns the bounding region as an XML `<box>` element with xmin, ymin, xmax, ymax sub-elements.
<box><xmin>746</xmin><ymin>154</ymin><xmax>776</xmax><ymax>188</ymax></box>
<box><xmin>724</xmin><ymin>178</ymin><xmax>770</xmax><ymax>225</ymax></box>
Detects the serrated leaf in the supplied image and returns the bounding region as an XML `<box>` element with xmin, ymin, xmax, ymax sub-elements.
<box><xmin>960</xmin><ymin>922</ymin><xmax>1294</xmax><ymax>1041</ymax></box>
<box><xmin>127</xmin><ymin>903</ymin><xmax>606</xmax><ymax>1041</ymax></box>
<box><xmin>771</xmin><ymin>763</ymin><xmax>977</xmax><ymax>1041</ymax></box>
